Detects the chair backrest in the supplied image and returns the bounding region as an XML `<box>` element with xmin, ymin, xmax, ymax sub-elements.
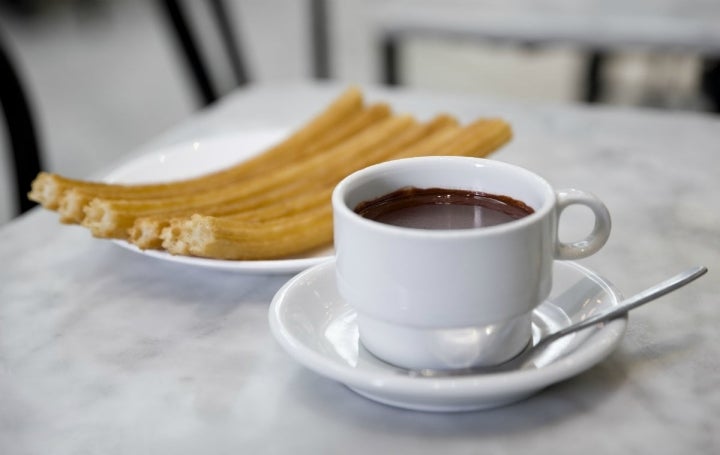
<box><xmin>156</xmin><ymin>0</ymin><xmax>330</xmax><ymax>107</ymax></box>
<box><xmin>0</xmin><ymin>32</ymin><xmax>43</xmax><ymax>215</ymax></box>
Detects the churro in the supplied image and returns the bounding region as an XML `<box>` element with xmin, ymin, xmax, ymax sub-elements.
<box><xmin>162</xmin><ymin>204</ymin><xmax>335</xmax><ymax>260</ymax></box>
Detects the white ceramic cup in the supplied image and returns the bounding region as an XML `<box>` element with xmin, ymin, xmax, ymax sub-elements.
<box><xmin>331</xmin><ymin>156</ymin><xmax>611</xmax><ymax>370</ymax></box>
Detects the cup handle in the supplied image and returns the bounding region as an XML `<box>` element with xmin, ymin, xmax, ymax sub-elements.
<box><xmin>555</xmin><ymin>189</ymin><xmax>611</xmax><ymax>260</ymax></box>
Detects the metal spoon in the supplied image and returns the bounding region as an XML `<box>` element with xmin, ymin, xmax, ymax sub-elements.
<box><xmin>409</xmin><ymin>265</ymin><xmax>708</xmax><ymax>376</ymax></box>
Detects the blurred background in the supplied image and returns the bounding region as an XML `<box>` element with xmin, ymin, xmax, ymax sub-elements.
<box><xmin>1</xmin><ymin>0</ymin><xmax>719</xmax><ymax>224</ymax></box>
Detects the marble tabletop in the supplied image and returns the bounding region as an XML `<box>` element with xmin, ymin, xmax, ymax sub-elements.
<box><xmin>1</xmin><ymin>83</ymin><xmax>718</xmax><ymax>454</ymax></box>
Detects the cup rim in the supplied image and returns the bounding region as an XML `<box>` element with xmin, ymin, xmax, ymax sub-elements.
<box><xmin>332</xmin><ymin>156</ymin><xmax>556</xmax><ymax>238</ymax></box>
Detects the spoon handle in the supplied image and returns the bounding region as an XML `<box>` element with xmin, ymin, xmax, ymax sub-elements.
<box><xmin>537</xmin><ymin>266</ymin><xmax>708</xmax><ymax>348</ymax></box>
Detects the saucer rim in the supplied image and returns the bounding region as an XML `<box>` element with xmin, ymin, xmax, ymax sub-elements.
<box><xmin>269</xmin><ymin>259</ymin><xmax>627</xmax><ymax>399</ymax></box>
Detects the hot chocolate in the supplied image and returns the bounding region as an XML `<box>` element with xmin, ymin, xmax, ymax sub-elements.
<box><xmin>354</xmin><ymin>187</ymin><xmax>534</xmax><ymax>230</ymax></box>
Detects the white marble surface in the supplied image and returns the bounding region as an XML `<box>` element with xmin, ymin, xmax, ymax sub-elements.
<box><xmin>1</xmin><ymin>84</ymin><xmax>719</xmax><ymax>454</ymax></box>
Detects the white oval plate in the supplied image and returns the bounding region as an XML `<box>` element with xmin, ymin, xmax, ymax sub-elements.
<box><xmin>269</xmin><ymin>259</ymin><xmax>627</xmax><ymax>412</ymax></box>
<box><xmin>103</xmin><ymin>130</ymin><xmax>333</xmax><ymax>274</ymax></box>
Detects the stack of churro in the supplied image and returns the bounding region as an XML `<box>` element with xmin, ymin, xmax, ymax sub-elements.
<box><xmin>28</xmin><ymin>87</ymin><xmax>513</xmax><ymax>260</ymax></box>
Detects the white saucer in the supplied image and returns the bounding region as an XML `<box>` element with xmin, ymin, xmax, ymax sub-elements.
<box><xmin>269</xmin><ymin>259</ymin><xmax>627</xmax><ymax>412</ymax></box>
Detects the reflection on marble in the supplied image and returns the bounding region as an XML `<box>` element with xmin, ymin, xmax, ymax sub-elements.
<box><xmin>0</xmin><ymin>85</ymin><xmax>718</xmax><ymax>454</ymax></box>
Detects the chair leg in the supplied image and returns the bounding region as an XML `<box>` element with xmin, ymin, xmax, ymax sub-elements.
<box><xmin>156</xmin><ymin>0</ymin><xmax>218</xmax><ymax>106</ymax></box>
<box><xmin>209</xmin><ymin>0</ymin><xmax>249</xmax><ymax>86</ymax></box>
<box><xmin>0</xmin><ymin>34</ymin><xmax>43</xmax><ymax>214</ymax></box>
<box><xmin>700</xmin><ymin>57</ymin><xmax>720</xmax><ymax>113</ymax></box>
<box><xmin>310</xmin><ymin>0</ymin><xmax>331</xmax><ymax>79</ymax></box>
<box><xmin>381</xmin><ymin>35</ymin><xmax>400</xmax><ymax>86</ymax></box>
<box><xmin>584</xmin><ymin>51</ymin><xmax>607</xmax><ymax>103</ymax></box>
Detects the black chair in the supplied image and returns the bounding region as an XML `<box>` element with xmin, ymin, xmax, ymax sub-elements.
<box><xmin>155</xmin><ymin>0</ymin><xmax>331</xmax><ymax>108</ymax></box>
<box><xmin>0</xmin><ymin>30</ymin><xmax>43</xmax><ymax>215</ymax></box>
